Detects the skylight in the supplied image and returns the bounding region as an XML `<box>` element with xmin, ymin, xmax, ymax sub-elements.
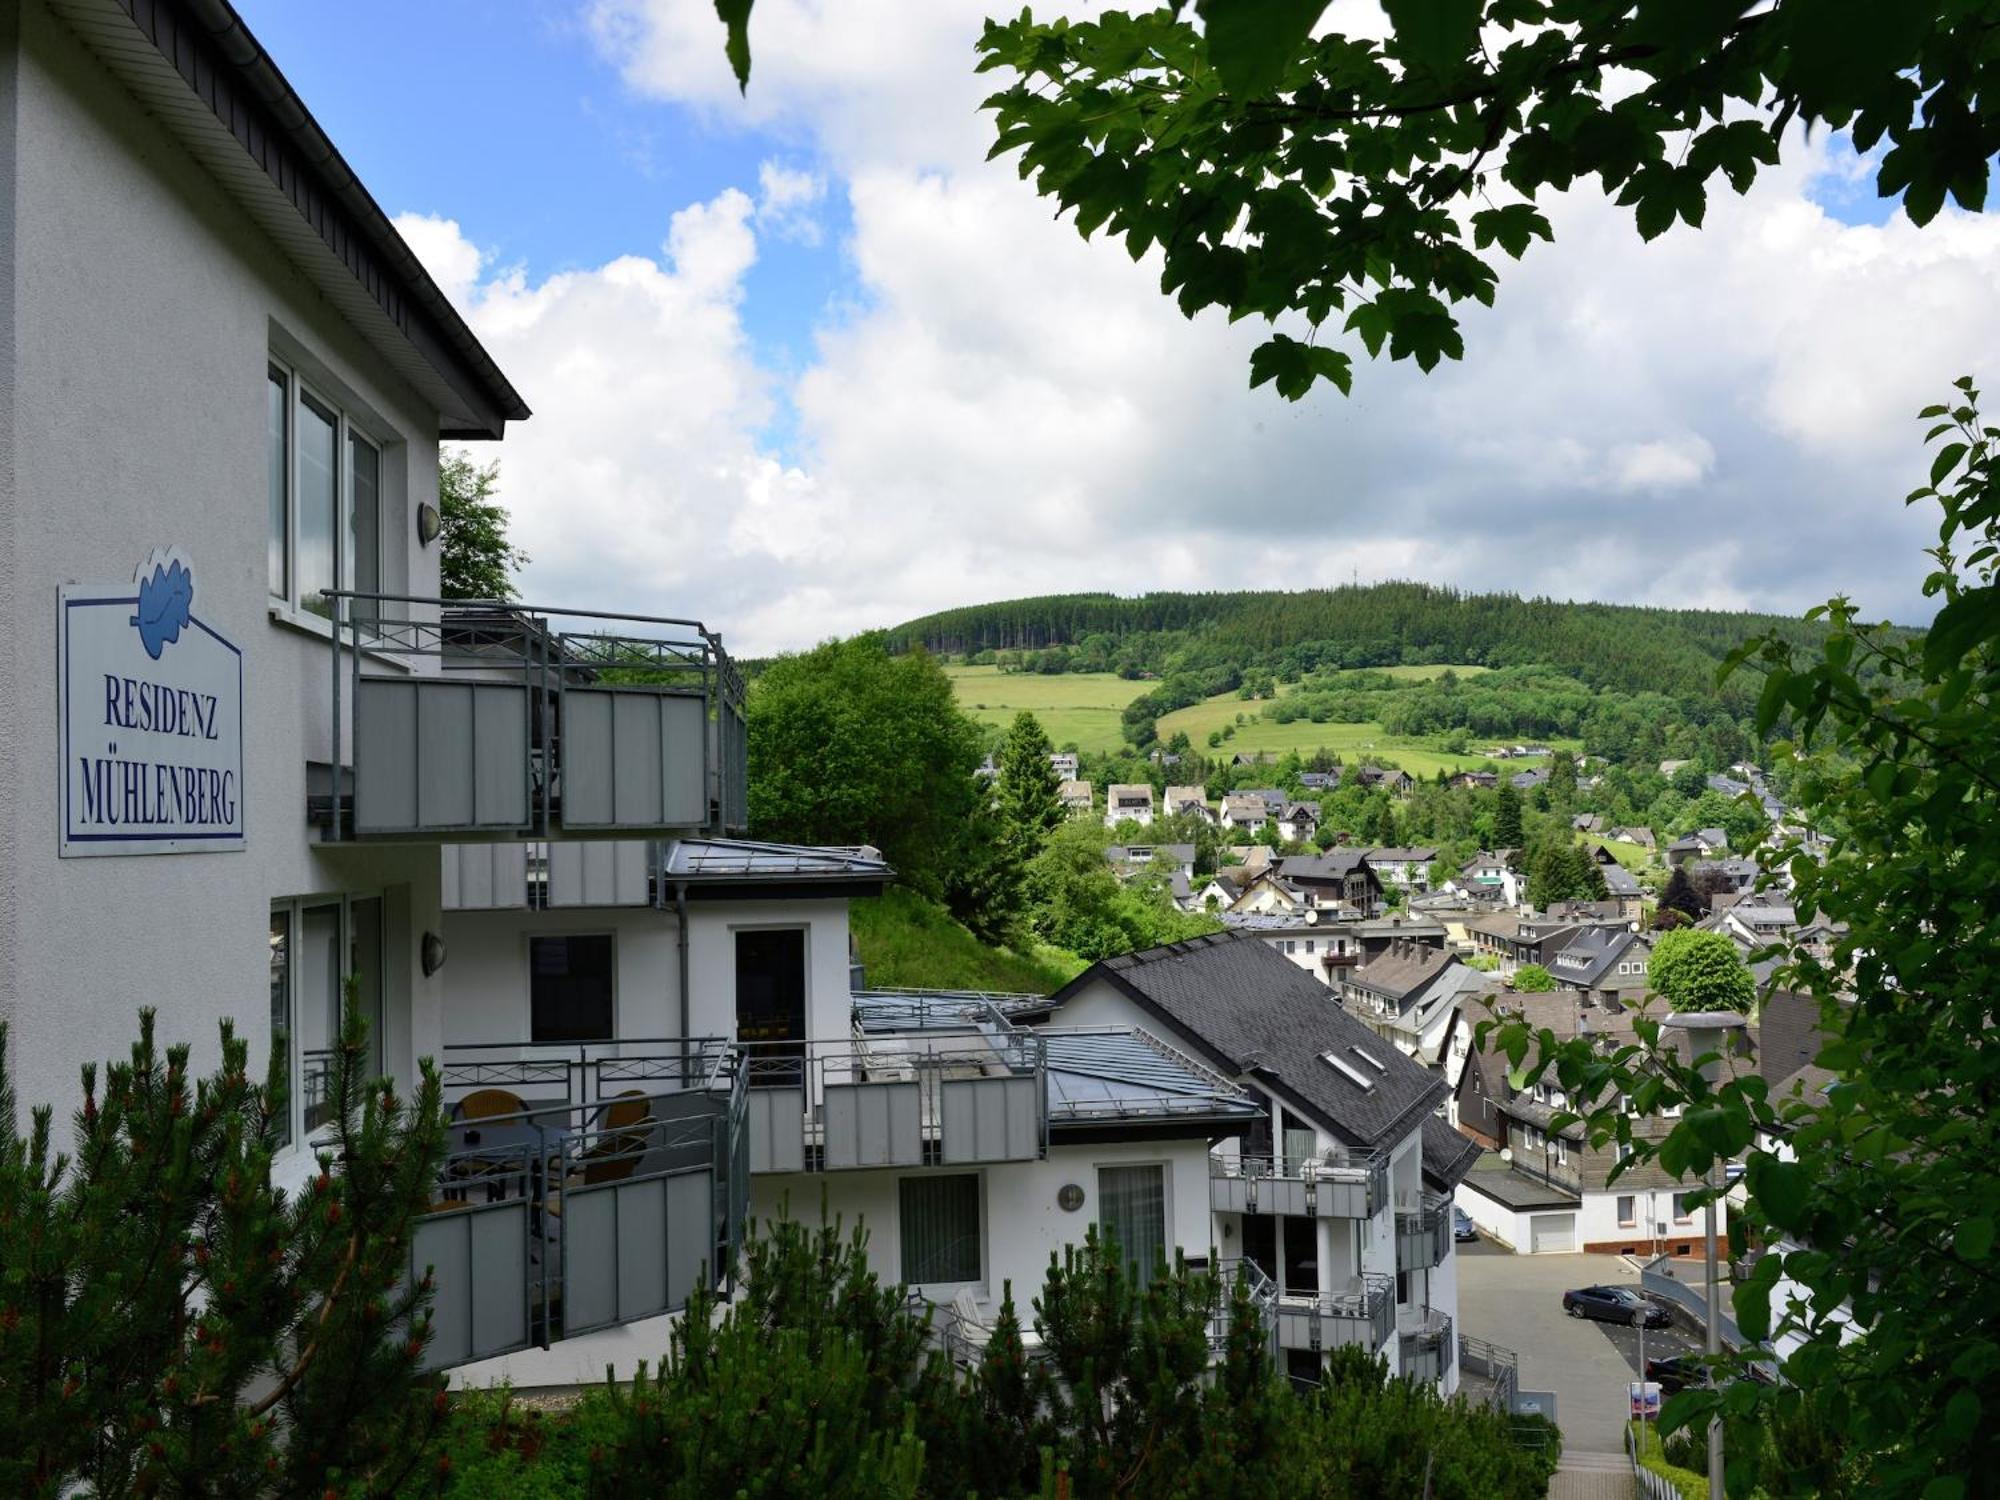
<box><xmin>1350</xmin><ymin>1045</ymin><xmax>1388</xmax><ymax>1073</ymax></box>
<box><xmin>1320</xmin><ymin>1050</ymin><xmax>1376</xmax><ymax>1091</ymax></box>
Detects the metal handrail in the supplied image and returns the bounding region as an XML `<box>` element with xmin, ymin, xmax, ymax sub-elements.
<box><xmin>438</xmin><ymin>1036</ymin><xmax>734</xmax><ymax>1113</ymax></box>
<box><xmin>1458</xmin><ymin>1333</ymin><xmax>1520</xmax><ymax>1412</ymax></box>
<box><xmin>319</xmin><ymin>588</ymin><xmax>746</xmax><ymax>840</ymax></box>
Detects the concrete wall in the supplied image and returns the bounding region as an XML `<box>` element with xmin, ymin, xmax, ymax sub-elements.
<box><xmin>0</xmin><ymin>2</ymin><xmax>450</xmax><ymax>1150</ymax></box>
<box><xmin>440</xmin><ymin>893</ymin><xmax>854</xmax><ymax>1047</ymax></box>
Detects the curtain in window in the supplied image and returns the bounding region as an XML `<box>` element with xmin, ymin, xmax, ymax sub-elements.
<box><xmin>899</xmin><ymin>1175</ymin><xmax>980</xmax><ymax>1284</ymax></box>
<box><xmin>269</xmin><ymin>909</ymin><xmax>292</xmax><ymax>1149</ymax></box>
<box><xmin>1098</xmin><ymin>1164</ymin><xmax>1166</xmax><ymax>1278</ymax></box>
<box><xmin>1282</xmin><ymin>1126</ymin><xmax>1318</xmax><ymax>1174</ymax></box>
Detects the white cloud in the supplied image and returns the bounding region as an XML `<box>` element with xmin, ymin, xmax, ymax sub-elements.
<box><xmin>391</xmin><ymin>4</ymin><xmax>2000</xmax><ymax>653</ymax></box>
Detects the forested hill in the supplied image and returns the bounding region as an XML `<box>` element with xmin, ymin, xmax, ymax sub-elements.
<box><xmin>884</xmin><ymin>583</ymin><xmax>1822</xmax><ymax>700</ymax></box>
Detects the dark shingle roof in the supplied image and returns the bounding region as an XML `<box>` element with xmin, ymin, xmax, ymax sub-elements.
<box><xmin>1346</xmin><ymin>943</ymin><xmax>1455</xmax><ymax>1004</ymax></box>
<box><xmin>1547</xmin><ymin>928</ymin><xmax>1637</xmax><ymax>987</ymax></box>
<box><xmin>1055</xmin><ymin>931</ymin><xmax>1447</xmax><ymax>1150</ymax></box>
<box><xmin>1758</xmin><ymin>989</ymin><xmax>1840</xmax><ymax>1102</ymax></box>
<box><xmin>1279</xmin><ymin>850</ymin><xmax>1371</xmax><ymax>881</ymax></box>
<box><xmin>1422</xmin><ymin>1115</ymin><xmax>1484</xmax><ymax>1191</ymax></box>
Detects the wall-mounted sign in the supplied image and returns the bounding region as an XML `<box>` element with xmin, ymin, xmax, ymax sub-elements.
<box><xmin>59</xmin><ymin>550</ymin><xmax>245</xmax><ymax>856</ymax></box>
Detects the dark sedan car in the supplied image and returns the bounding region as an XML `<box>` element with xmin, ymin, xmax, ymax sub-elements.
<box><xmin>1562</xmin><ymin>1284</ymin><xmax>1673</xmax><ymax>1328</ymax></box>
<box><xmin>1646</xmin><ymin>1354</ymin><xmax>1707</xmax><ymax>1393</ymax></box>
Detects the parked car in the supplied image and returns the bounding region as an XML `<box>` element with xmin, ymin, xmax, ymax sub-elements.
<box><xmin>1562</xmin><ymin>1284</ymin><xmax>1673</xmax><ymax>1328</ymax></box>
<box><xmin>1453</xmin><ymin>1208</ymin><xmax>1479</xmax><ymax>1242</ymax></box>
<box><xmin>1648</xmin><ymin>1353</ymin><xmax>1773</xmax><ymax>1394</ymax></box>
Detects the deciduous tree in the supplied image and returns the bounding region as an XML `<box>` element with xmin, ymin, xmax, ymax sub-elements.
<box><xmin>1648</xmin><ymin>928</ymin><xmax>1754</xmax><ymax>1014</ymax></box>
<box><xmin>437</xmin><ymin>450</ymin><xmax>528</xmax><ymax>601</ymax></box>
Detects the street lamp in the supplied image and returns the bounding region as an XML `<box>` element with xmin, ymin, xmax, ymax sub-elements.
<box><xmin>1660</xmin><ymin>1009</ymin><xmax>1749</xmax><ymax>1500</ymax></box>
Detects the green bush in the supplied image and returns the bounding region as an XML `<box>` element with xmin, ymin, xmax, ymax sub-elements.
<box><xmin>1633</xmin><ymin>1421</ymin><xmax>1709</xmax><ymax>1500</ymax></box>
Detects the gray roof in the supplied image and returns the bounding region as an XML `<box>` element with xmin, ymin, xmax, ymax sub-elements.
<box><xmin>1601</xmin><ymin>864</ymin><xmax>1642</xmax><ymax>896</ymax></box>
<box><xmin>664</xmin><ymin>838</ymin><xmax>891</xmax><ymax>884</ymax></box>
<box><xmin>1279</xmin><ymin>850</ymin><xmax>1373</xmax><ymax>882</ymax></box>
<box><xmin>1041</xmin><ymin>1026</ymin><xmax>1262</xmax><ymax>1128</ymax></box>
<box><xmin>1546</xmin><ymin>927</ymin><xmax>1639</xmax><ymax>987</ymax></box>
<box><xmin>1366</xmin><ymin>847</ymin><xmax>1439</xmax><ymax>864</ymax></box>
<box><xmin>1346</xmin><ymin>942</ymin><xmax>1455</xmax><ymax>1004</ymax></box>
<box><xmin>1107</xmin><ymin>843</ymin><xmax>1197</xmax><ymax>865</ymax></box>
<box><xmin>1422</xmin><ymin>1116</ymin><xmax>1485</xmax><ymax>1192</ymax></box>
<box><xmin>1054</xmin><ymin>932</ymin><xmax>1448</xmax><ymax>1150</ymax></box>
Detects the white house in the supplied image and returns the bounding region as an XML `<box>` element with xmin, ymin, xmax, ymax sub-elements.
<box><xmin>1041</xmin><ymin>933</ymin><xmax>1480</xmax><ymax>1389</ymax></box>
<box><xmin>1050</xmin><ymin>751</ymin><xmax>1080</xmax><ymax>780</ymax></box>
<box><xmin>1163</xmin><ymin>784</ymin><xmax>1212</xmax><ymax>822</ymax></box>
<box><xmin>1366</xmin><ymin>847</ymin><xmax>1439</xmax><ymax>892</ymax></box>
<box><xmin>1105</xmin><ymin>783</ymin><xmax>1156</xmax><ymax>829</ymax></box>
<box><xmin>1218</xmin><ymin>792</ymin><xmax>1270</xmax><ymax>833</ymax></box>
<box><xmin>1277</xmin><ymin>801</ymin><xmax>1321</xmax><ymax>844</ymax></box>
<box><xmin>1058</xmin><ymin>778</ymin><xmax>1094</xmax><ymax>817</ymax></box>
<box><xmin>1219</xmin><ymin>910</ymin><xmax>1365</xmax><ymax>985</ymax></box>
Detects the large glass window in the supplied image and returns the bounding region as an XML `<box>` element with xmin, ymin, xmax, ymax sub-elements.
<box><xmin>266</xmin><ymin>367</ymin><xmax>289</xmax><ymax>598</ymax></box>
<box><xmin>266</xmin><ymin>359</ymin><xmax>387</xmax><ymax>623</ymax></box>
<box><xmin>272</xmin><ymin>895</ymin><xmax>387</xmax><ymax>1146</ymax></box>
<box><xmin>899</xmin><ymin>1174</ymin><xmax>982</xmax><ymax>1285</ymax></box>
<box><xmin>530</xmin><ymin>934</ymin><xmax>616</xmax><ymax>1042</ymax></box>
<box><xmin>1098</xmin><ymin>1164</ymin><xmax>1166</xmax><ymax>1278</ymax></box>
<box><xmin>296</xmin><ymin>392</ymin><xmax>338</xmax><ymax>618</ymax></box>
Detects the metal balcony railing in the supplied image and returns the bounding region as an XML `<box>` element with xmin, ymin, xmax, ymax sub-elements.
<box><xmin>1208</xmin><ymin>1147</ymin><xmax>1389</xmax><ymax>1220</ymax></box>
<box><xmin>315</xmin><ymin>591</ymin><xmax>747</xmax><ymax>841</ymax></box>
<box><xmin>1398</xmin><ymin>1310</ymin><xmax>1455</xmax><ymax>1383</ymax></box>
<box><xmin>736</xmin><ymin>1030</ymin><xmax>1046</xmax><ymax>1173</ymax></box>
<box><xmin>1396</xmin><ymin>1189</ymin><xmax>1454</xmax><ymax>1271</ymax></box>
<box><xmin>413</xmin><ymin>1043</ymin><xmax>747</xmax><ymax>1371</ymax></box>
<box><xmin>1266</xmin><ymin>1272</ymin><xmax>1396</xmax><ymax>1354</ymax></box>
<box><xmin>1458</xmin><ymin>1333</ymin><xmax>1520</xmax><ymax>1413</ymax></box>
<box><xmin>437</xmin><ymin>1036</ymin><xmax>733</xmax><ymax>1116</ymax></box>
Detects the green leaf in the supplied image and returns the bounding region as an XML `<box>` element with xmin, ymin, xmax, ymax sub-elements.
<box><xmin>1197</xmin><ymin>0</ymin><xmax>1329</xmax><ymax>99</ymax></box>
<box><xmin>1382</xmin><ymin>0</ymin><xmax>1481</xmax><ymax>78</ymax></box>
<box><xmin>1247</xmin><ymin>334</ymin><xmax>1352</xmax><ymax>400</ymax></box>
<box><xmin>1747</xmin><ymin>1154</ymin><xmax>1809</xmax><ymax>1229</ymax></box>
<box><xmin>714</xmin><ymin>0</ymin><xmax>753</xmax><ymax>93</ymax></box>
<box><xmin>1930</xmin><ymin>441</ymin><xmax>1969</xmax><ymax>487</ymax></box>
<box><xmin>1955</xmin><ymin>1216</ymin><xmax>1994</xmax><ymax>1262</ymax></box>
<box><xmin>1922</xmin><ymin>584</ymin><xmax>2000</xmax><ymax>677</ymax></box>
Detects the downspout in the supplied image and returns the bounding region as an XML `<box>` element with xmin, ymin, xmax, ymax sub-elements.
<box><xmin>675</xmin><ymin>878</ymin><xmax>692</xmax><ymax>1048</ymax></box>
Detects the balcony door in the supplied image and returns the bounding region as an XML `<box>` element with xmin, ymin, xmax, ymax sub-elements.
<box><xmin>736</xmin><ymin>928</ymin><xmax>805</xmax><ymax>1083</ymax></box>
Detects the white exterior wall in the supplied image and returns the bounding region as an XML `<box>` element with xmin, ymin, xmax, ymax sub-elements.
<box><xmin>0</xmin><ymin>5</ymin><xmax>449</xmax><ymax>1157</ymax></box>
<box><xmin>440</xmin><ymin>893</ymin><xmax>854</xmax><ymax>1046</ymax></box>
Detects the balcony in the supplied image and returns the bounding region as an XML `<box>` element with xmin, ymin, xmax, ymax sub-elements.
<box><xmin>314</xmin><ymin>593</ymin><xmax>746</xmax><ymax>842</ymax></box>
<box><xmin>739</xmin><ymin>1023</ymin><xmax>1046</xmax><ymax>1174</ymax></box>
<box><xmin>1457</xmin><ymin>1333</ymin><xmax>1519</xmax><ymax>1413</ymax></box>
<box><xmin>413</xmin><ymin>1043</ymin><xmax>747</xmax><ymax>1371</ymax></box>
<box><xmin>1261</xmin><ymin>1271</ymin><xmax>1395</xmax><ymax>1355</ymax></box>
<box><xmin>1395</xmin><ymin>1190</ymin><xmax>1454</xmax><ymax>1271</ymax></box>
<box><xmin>1208</xmin><ymin>1147</ymin><xmax>1388</xmax><ymax>1220</ymax></box>
<box><xmin>1398</xmin><ymin>1309</ymin><xmax>1455</xmax><ymax>1383</ymax></box>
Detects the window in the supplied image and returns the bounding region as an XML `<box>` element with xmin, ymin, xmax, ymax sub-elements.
<box><xmin>530</xmin><ymin>934</ymin><xmax>616</xmax><ymax>1042</ymax></box>
<box><xmin>266</xmin><ymin>366</ymin><xmax>288</xmax><ymax>597</ymax></box>
<box><xmin>1305</xmin><ymin>939</ymin><xmax>1315</xmax><ymax>954</ymax></box>
<box><xmin>269</xmin><ymin>909</ymin><xmax>292</xmax><ymax>1150</ymax></box>
<box><xmin>900</xmin><ymin>1174</ymin><xmax>982</xmax><ymax>1285</ymax></box>
<box><xmin>1098</xmin><ymin>1164</ymin><xmax>1166</xmax><ymax>1278</ymax></box>
<box><xmin>1617</xmin><ymin>1195</ymin><xmax>1636</xmax><ymax>1227</ymax></box>
<box><xmin>271</xmin><ymin>894</ymin><xmax>384</xmax><ymax>1147</ymax></box>
<box><xmin>266</xmin><ymin>357</ymin><xmax>386</xmax><ymax>621</ymax></box>
<box><xmin>1673</xmin><ymin>1192</ymin><xmax>1693</xmax><ymax>1223</ymax></box>
<box><xmin>1396</xmin><ymin>1269</ymin><xmax>1410</xmax><ymax>1305</ymax></box>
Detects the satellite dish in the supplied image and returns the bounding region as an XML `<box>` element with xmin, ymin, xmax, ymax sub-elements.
<box><xmin>1500</xmin><ymin>1148</ymin><xmax>1514</xmax><ymax>1164</ymax></box>
<box><xmin>1304</xmin><ymin>908</ymin><xmax>1320</xmax><ymax>925</ymax></box>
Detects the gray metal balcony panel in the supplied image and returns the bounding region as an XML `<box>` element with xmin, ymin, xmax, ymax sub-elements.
<box><xmin>563</xmin><ymin>1168</ymin><xmax>714</xmax><ymax>1335</ymax></box>
<box><xmin>940</xmin><ymin>1074</ymin><xmax>1040</xmax><ymax>1164</ymax></box>
<box><xmin>1209</xmin><ymin>1172</ymin><xmax>1374</xmax><ymax>1219</ymax></box>
<box><xmin>561</xmin><ymin>689</ymin><xmax>707</xmax><ymax>830</ymax></box>
<box><xmin>823</xmin><ymin>1081</ymin><xmax>922</xmax><ymax>1169</ymax></box>
<box><xmin>354</xmin><ymin>678</ymin><xmax>530</xmax><ymax>833</ymax></box>
<box><xmin>442</xmin><ymin>842</ymin><xmax>530</xmax><ymax>910</ymax></box>
<box><xmin>413</xmin><ymin>1199</ymin><xmax>531</xmax><ymax>1370</ymax></box>
<box><xmin>746</xmin><ymin>1086</ymin><xmax>807</xmax><ymax>1174</ymax></box>
<box><xmin>548</xmin><ymin>839</ymin><xmax>651</xmax><ymax>906</ymax></box>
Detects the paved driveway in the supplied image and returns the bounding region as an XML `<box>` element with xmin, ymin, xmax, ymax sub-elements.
<box><xmin>1458</xmin><ymin>1243</ymin><xmax>1659</xmax><ymax>1457</ymax></box>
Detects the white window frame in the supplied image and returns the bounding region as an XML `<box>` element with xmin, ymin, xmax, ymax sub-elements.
<box><xmin>896</xmin><ymin>1170</ymin><xmax>986</xmax><ymax>1292</ymax></box>
<box><xmin>270</xmin><ymin>891</ymin><xmax>386</xmax><ymax>1156</ymax></box>
<box><xmin>266</xmin><ymin>354</ymin><xmax>389</xmax><ymax>630</ymax></box>
<box><xmin>1617</xmin><ymin>1194</ymin><xmax>1637</xmax><ymax>1227</ymax></box>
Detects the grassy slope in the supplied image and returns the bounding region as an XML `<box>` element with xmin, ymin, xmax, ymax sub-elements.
<box><xmin>945</xmin><ymin>664</ymin><xmax>1150</xmax><ymax>753</ymax></box>
<box><xmin>849</xmin><ymin>885</ymin><xmax>1086</xmax><ymax>995</ymax></box>
<box><xmin>1154</xmin><ymin>674</ymin><xmax>1580</xmax><ymax>776</ymax></box>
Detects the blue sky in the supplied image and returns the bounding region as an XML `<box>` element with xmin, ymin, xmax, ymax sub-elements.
<box><xmin>239</xmin><ymin>0</ymin><xmax>845</xmax><ymax>377</ymax></box>
<box><xmin>229</xmin><ymin>2</ymin><xmax>1985</xmax><ymax>653</ymax></box>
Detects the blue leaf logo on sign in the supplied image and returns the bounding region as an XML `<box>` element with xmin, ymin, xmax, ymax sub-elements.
<box><xmin>131</xmin><ymin>557</ymin><xmax>193</xmax><ymax>660</ymax></box>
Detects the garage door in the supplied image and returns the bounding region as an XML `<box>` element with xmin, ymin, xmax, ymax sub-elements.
<box><xmin>1530</xmin><ymin>1213</ymin><xmax>1576</xmax><ymax>1253</ymax></box>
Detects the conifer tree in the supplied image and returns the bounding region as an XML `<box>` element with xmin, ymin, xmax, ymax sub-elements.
<box><xmin>0</xmin><ymin>996</ymin><xmax>450</xmax><ymax>1496</ymax></box>
<box><xmin>996</xmin><ymin>711</ymin><xmax>1065</xmax><ymax>856</ymax></box>
<box><xmin>1493</xmin><ymin>783</ymin><xmax>1524</xmax><ymax>849</ymax></box>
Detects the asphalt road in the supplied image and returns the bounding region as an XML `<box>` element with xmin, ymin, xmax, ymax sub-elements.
<box><xmin>1457</xmin><ymin>1241</ymin><xmax>1695</xmax><ymax>1457</ymax></box>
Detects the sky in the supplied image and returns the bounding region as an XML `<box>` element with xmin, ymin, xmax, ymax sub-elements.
<box><xmin>235</xmin><ymin>0</ymin><xmax>2000</xmax><ymax>656</ymax></box>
